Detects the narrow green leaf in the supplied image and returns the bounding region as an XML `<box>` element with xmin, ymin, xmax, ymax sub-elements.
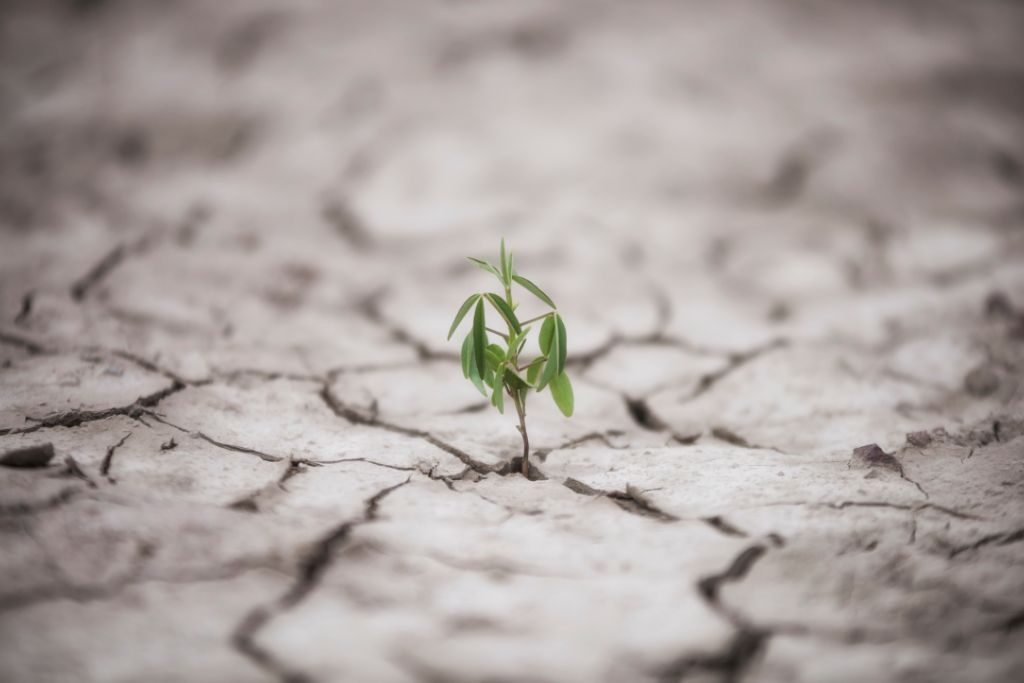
<box><xmin>461</xmin><ymin>334</ymin><xmax>487</xmax><ymax>395</ymax></box>
<box><xmin>538</xmin><ymin>314</ymin><xmax>555</xmax><ymax>354</ymax></box>
<box><xmin>484</xmin><ymin>293</ymin><xmax>521</xmax><ymax>334</ymax></box>
<box><xmin>485</xmin><ymin>344</ymin><xmax>504</xmax><ymax>374</ymax></box>
<box><xmin>472</xmin><ymin>299</ymin><xmax>487</xmax><ymax>378</ymax></box>
<box><xmin>511</xmin><ymin>274</ymin><xmax>556</xmax><ymax>309</ymax></box>
<box><xmin>500</xmin><ymin>239</ymin><xmax>510</xmax><ymax>286</ymax></box>
<box><xmin>506</xmin><ymin>326</ymin><xmax>531</xmax><ymax>359</ymax></box>
<box><xmin>555</xmin><ymin>313</ymin><xmax>567</xmax><ymax>375</ymax></box>
<box><xmin>549</xmin><ymin>372</ymin><xmax>574</xmax><ymax>417</ymax></box>
<box><xmin>447</xmin><ymin>294</ymin><xmax>480</xmax><ymax>340</ymax></box>
<box><xmin>491</xmin><ymin>366</ymin><xmax>505</xmax><ymax>413</ymax></box>
<box><xmin>467</xmin><ymin>257</ymin><xmax>503</xmax><ymax>284</ymax></box>
<box><xmin>460</xmin><ymin>334</ymin><xmax>473</xmax><ymax>379</ymax></box>
<box><xmin>506</xmin><ymin>366</ymin><xmax>535</xmax><ymax>388</ymax></box>
<box><xmin>468</xmin><ymin>352</ymin><xmax>489</xmax><ymax>395</ymax></box>
<box><xmin>537</xmin><ymin>319</ymin><xmax>560</xmax><ymax>390</ymax></box>
<box><xmin>525</xmin><ymin>356</ymin><xmax>545</xmax><ymax>385</ymax></box>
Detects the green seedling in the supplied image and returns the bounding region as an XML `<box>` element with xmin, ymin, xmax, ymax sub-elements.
<box><xmin>447</xmin><ymin>239</ymin><xmax>573</xmax><ymax>477</ymax></box>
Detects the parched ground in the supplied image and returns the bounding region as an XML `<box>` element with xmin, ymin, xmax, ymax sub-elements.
<box><xmin>2</xmin><ymin>1</ymin><xmax>1024</xmax><ymax>681</ymax></box>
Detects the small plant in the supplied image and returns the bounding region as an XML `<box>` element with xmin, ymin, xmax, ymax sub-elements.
<box><xmin>447</xmin><ymin>239</ymin><xmax>573</xmax><ymax>477</ymax></box>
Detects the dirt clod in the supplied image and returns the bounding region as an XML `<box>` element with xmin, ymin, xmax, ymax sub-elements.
<box><xmin>1</xmin><ymin>442</ymin><xmax>55</xmax><ymax>468</ymax></box>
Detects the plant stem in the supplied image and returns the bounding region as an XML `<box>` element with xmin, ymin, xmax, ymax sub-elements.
<box><xmin>486</xmin><ymin>327</ymin><xmax>509</xmax><ymax>340</ymax></box>
<box><xmin>506</xmin><ymin>282</ymin><xmax>529</xmax><ymax>477</ymax></box>
<box><xmin>519</xmin><ymin>312</ymin><xmax>554</xmax><ymax>326</ymax></box>
<box><xmin>513</xmin><ymin>392</ymin><xmax>530</xmax><ymax>477</ymax></box>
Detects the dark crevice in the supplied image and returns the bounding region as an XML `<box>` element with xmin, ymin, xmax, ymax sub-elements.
<box><xmin>0</xmin><ymin>556</ymin><xmax>289</xmax><ymax>614</ymax></box>
<box><xmin>656</xmin><ymin>629</ymin><xmax>768</xmax><ymax>683</ymax></box>
<box><xmin>886</xmin><ymin>452</ymin><xmax>930</xmax><ymax>500</ymax></box>
<box><xmin>319</xmin><ymin>383</ymin><xmax>497</xmax><ymax>475</ymax></box>
<box><xmin>562</xmin><ymin>478</ymin><xmax>678</xmax><ymax>522</ymax></box>
<box><xmin>14</xmin><ymin>292</ymin><xmax>33</xmax><ymax>326</ymax></box>
<box><xmin>564</xmin><ymin>335</ymin><xmax>619</xmax><ymax>371</ymax></box>
<box><xmin>99</xmin><ymin>431</ymin><xmax>132</xmax><ymax>483</ymax></box>
<box><xmin>949</xmin><ymin>527</ymin><xmax>1024</xmax><ymax>558</ymax></box>
<box><xmin>109</xmin><ymin>349</ymin><xmax>199</xmax><ymax>386</ymax></box>
<box><xmin>702</xmin><ymin>516</ymin><xmax>749</xmax><ymax>539</ymax></box>
<box><xmin>69</xmin><ymin>227</ymin><xmax>163</xmax><ymax>302</ymax></box>
<box><xmin>0</xmin><ymin>486</ymin><xmax>82</xmax><ymax>516</ymax></box>
<box><xmin>686</xmin><ymin>339</ymin><xmax>788</xmax><ymax>403</ymax></box>
<box><xmin>622</xmin><ymin>395</ymin><xmax>700</xmax><ymax>444</ymax></box>
<box><xmin>232</xmin><ymin>478</ymin><xmax>411</xmax><ymax>683</ymax></box>
<box><xmin>762</xmin><ymin>499</ymin><xmax>981</xmax><ymax>520</ymax></box>
<box><xmin>142</xmin><ymin>412</ymin><xmax>287</xmax><ymax>463</ymax></box>
<box><xmin>196</xmin><ymin>432</ymin><xmax>283</xmax><ymax>463</ymax></box>
<box><xmin>326</xmin><ymin>457</ymin><xmax>419</xmax><ymax>472</ymax></box>
<box><xmin>356</xmin><ymin>291</ymin><xmax>458</xmax><ymax>363</ymax></box>
<box><xmin>619</xmin><ymin>329</ymin><xmax>731</xmax><ymax>359</ymax></box>
<box><xmin>217</xmin><ymin>368</ymin><xmax>324</xmax><ymax>384</ymax></box>
<box><xmin>625</xmin><ymin>396</ymin><xmax>668</xmax><ymax>431</ymax></box>
<box><xmin>710</xmin><ymin>426</ymin><xmax>788</xmax><ymax>454</ymax></box>
<box><xmin>0</xmin><ymin>329</ymin><xmax>50</xmax><ymax>355</ymax></box>
<box><xmin>322</xmin><ymin>194</ymin><xmax>373</xmax><ymax>250</ymax></box>
<box><xmin>1</xmin><ymin>380</ymin><xmax>185</xmax><ymax>436</ymax></box>
<box><xmin>229</xmin><ymin>458</ymin><xmax>315</xmax><ymax>512</ymax></box>
<box><xmin>70</xmin><ymin>244</ymin><xmax>127</xmax><ymax>301</ymax></box>
<box><xmin>534</xmin><ymin>430</ymin><xmax>623</xmax><ymax>462</ymax></box>
<box><xmin>657</xmin><ymin>543</ymin><xmax>773</xmax><ymax>683</ymax></box>
<box><xmin>560</xmin><ymin>477</ymin><xmax>767</xmax><ymax>543</ymax></box>
<box><xmin>60</xmin><ymin>455</ymin><xmax>98</xmax><ymax>488</ymax></box>
<box><xmin>711</xmin><ymin>426</ymin><xmax>754</xmax><ymax>448</ymax></box>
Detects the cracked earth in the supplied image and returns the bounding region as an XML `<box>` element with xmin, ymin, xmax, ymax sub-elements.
<box><xmin>2</xmin><ymin>1</ymin><xmax>1024</xmax><ymax>681</ymax></box>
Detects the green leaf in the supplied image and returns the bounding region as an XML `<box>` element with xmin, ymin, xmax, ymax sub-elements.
<box><xmin>506</xmin><ymin>366</ymin><xmax>535</xmax><ymax>389</ymax></box>
<box><xmin>538</xmin><ymin>314</ymin><xmax>555</xmax><ymax>354</ymax></box>
<box><xmin>485</xmin><ymin>344</ymin><xmax>504</xmax><ymax>374</ymax></box>
<box><xmin>555</xmin><ymin>313</ymin><xmax>567</xmax><ymax>375</ymax></box>
<box><xmin>467</xmin><ymin>257</ymin><xmax>503</xmax><ymax>284</ymax></box>
<box><xmin>511</xmin><ymin>274</ymin><xmax>556</xmax><ymax>309</ymax></box>
<box><xmin>483</xmin><ymin>293</ymin><xmax>521</xmax><ymax>334</ymax></box>
<box><xmin>537</xmin><ymin>319</ymin><xmax>559</xmax><ymax>390</ymax></box>
<box><xmin>491</xmin><ymin>366</ymin><xmax>505</xmax><ymax>413</ymax></box>
<box><xmin>461</xmin><ymin>334</ymin><xmax>487</xmax><ymax>395</ymax></box>
<box><xmin>525</xmin><ymin>356</ymin><xmax>545</xmax><ymax>385</ymax></box>
<box><xmin>472</xmin><ymin>299</ymin><xmax>487</xmax><ymax>378</ymax></box>
<box><xmin>549</xmin><ymin>372</ymin><xmax>574</xmax><ymax>417</ymax></box>
<box><xmin>447</xmin><ymin>294</ymin><xmax>480</xmax><ymax>340</ymax></box>
<box><xmin>460</xmin><ymin>334</ymin><xmax>473</xmax><ymax>379</ymax></box>
<box><xmin>506</xmin><ymin>326</ymin><xmax>531</xmax><ymax>359</ymax></box>
<box><xmin>500</xmin><ymin>239</ymin><xmax>510</xmax><ymax>286</ymax></box>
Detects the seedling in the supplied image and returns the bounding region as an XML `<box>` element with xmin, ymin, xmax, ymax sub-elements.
<box><xmin>447</xmin><ymin>239</ymin><xmax>573</xmax><ymax>477</ymax></box>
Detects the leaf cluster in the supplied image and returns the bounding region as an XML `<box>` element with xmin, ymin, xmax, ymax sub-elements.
<box><xmin>447</xmin><ymin>240</ymin><xmax>573</xmax><ymax>418</ymax></box>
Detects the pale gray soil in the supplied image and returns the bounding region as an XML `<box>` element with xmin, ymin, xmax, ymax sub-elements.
<box><xmin>1</xmin><ymin>1</ymin><xmax>1023</xmax><ymax>682</ymax></box>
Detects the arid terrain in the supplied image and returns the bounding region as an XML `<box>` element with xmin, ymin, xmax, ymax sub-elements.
<box><xmin>1</xmin><ymin>1</ymin><xmax>1023</xmax><ymax>681</ymax></box>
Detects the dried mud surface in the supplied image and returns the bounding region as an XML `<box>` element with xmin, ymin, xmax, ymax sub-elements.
<box><xmin>1</xmin><ymin>1</ymin><xmax>1023</xmax><ymax>682</ymax></box>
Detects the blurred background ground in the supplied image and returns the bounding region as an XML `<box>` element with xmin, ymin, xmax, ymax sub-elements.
<box><xmin>1</xmin><ymin>1</ymin><xmax>1023</xmax><ymax>681</ymax></box>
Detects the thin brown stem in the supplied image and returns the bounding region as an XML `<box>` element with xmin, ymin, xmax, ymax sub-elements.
<box><xmin>486</xmin><ymin>327</ymin><xmax>509</xmax><ymax>340</ymax></box>
<box><xmin>506</xmin><ymin>282</ymin><xmax>529</xmax><ymax>476</ymax></box>
<box><xmin>514</xmin><ymin>393</ymin><xmax>530</xmax><ymax>477</ymax></box>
